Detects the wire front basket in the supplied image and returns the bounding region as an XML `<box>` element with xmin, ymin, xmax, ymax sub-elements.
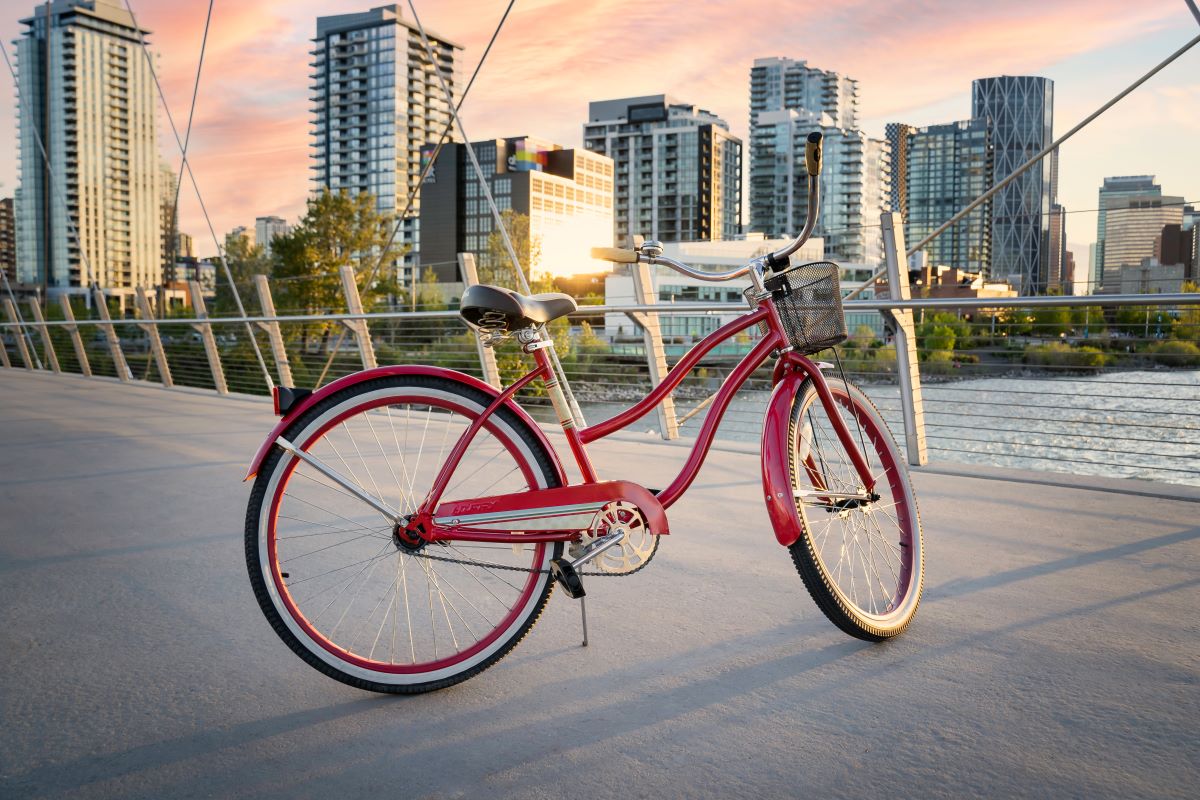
<box><xmin>764</xmin><ymin>261</ymin><xmax>847</xmax><ymax>355</ymax></box>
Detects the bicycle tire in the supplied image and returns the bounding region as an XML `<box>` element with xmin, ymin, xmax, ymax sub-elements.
<box><xmin>787</xmin><ymin>376</ymin><xmax>924</xmax><ymax>640</ymax></box>
<box><xmin>245</xmin><ymin>374</ymin><xmax>563</xmax><ymax>694</ymax></box>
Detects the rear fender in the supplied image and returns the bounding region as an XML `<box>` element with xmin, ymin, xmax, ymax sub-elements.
<box><xmin>244</xmin><ymin>365</ymin><xmax>567</xmax><ymax>485</ymax></box>
<box><xmin>761</xmin><ymin>364</ymin><xmax>808</xmax><ymax>547</ymax></box>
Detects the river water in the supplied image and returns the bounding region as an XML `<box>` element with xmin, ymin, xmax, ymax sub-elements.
<box><xmin>569</xmin><ymin>369</ymin><xmax>1200</xmax><ymax>488</ymax></box>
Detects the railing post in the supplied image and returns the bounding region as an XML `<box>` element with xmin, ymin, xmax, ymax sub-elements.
<box><xmin>339</xmin><ymin>265</ymin><xmax>378</xmax><ymax>370</ymax></box>
<box><xmin>458</xmin><ymin>253</ymin><xmax>501</xmax><ymax>388</ymax></box>
<box><xmin>880</xmin><ymin>211</ymin><xmax>927</xmax><ymax>466</ymax></box>
<box><xmin>627</xmin><ymin>261</ymin><xmax>679</xmax><ymax>440</ymax></box>
<box><xmin>188</xmin><ymin>280</ymin><xmax>228</xmax><ymax>394</ymax></box>
<box><xmin>91</xmin><ymin>287</ymin><xmax>131</xmax><ymax>382</ymax></box>
<box><xmin>58</xmin><ymin>295</ymin><xmax>91</xmax><ymax>377</ymax></box>
<box><xmin>4</xmin><ymin>297</ymin><xmax>34</xmax><ymax>370</ymax></box>
<box><xmin>135</xmin><ymin>286</ymin><xmax>172</xmax><ymax>388</ymax></box>
<box><xmin>253</xmin><ymin>274</ymin><xmax>293</xmax><ymax>388</ymax></box>
<box><xmin>27</xmin><ymin>297</ymin><xmax>61</xmax><ymax>373</ymax></box>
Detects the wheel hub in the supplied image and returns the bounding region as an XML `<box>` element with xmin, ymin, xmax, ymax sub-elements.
<box><xmin>392</xmin><ymin>519</ymin><xmax>429</xmax><ymax>553</ymax></box>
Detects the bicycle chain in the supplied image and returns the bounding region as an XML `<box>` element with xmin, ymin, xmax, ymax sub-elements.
<box><xmin>409</xmin><ymin>542</ymin><xmax>657</xmax><ymax>578</ymax></box>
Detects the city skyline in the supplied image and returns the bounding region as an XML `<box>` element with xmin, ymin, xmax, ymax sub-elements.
<box><xmin>0</xmin><ymin>0</ymin><xmax>1196</xmax><ymax>266</ymax></box>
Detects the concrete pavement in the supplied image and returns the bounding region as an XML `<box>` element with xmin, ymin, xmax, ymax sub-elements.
<box><xmin>1</xmin><ymin>369</ymin><xmax>1198</xmax><ymax>799</ymax></box>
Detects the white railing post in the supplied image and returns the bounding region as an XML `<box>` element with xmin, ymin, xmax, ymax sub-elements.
<box><xmin>3</xmin><ymin>298</ymin><xmax>34</xmax><ymax>370</ymax></box>
<box><xmin>188</xmin><ymin>280</ymin><xmax>228</xmax><ymax>395</ymax></box>
<box><xmin>339</xmin><ymin>265</ymin><xmax>377</xmax><ymax>370</ymax></box>
<box><xmin>91</xmin><ymin>287</ymin><xmax>131</xmax><ymax>382</ymax></box>
<box><xmin>253</xmin><ymin>274</ymin><xmax>293</xmax><ymax>388</ymax></box>
<box><xmin>135</xmin><ymin>286</ymin><xmax>172</xmax><ymax>388</ymax></box>
<box><xmin>27</xmin><ymin>297</ymin><xmax>61</xmax><ymax>373</ymax></box>
<box><xmin>627</xmin><ymin>261</ymin><xmax>679</xmax><ymax>440</ymax></box>
<box><xmin>58</xmin><ymin>295</ymin><xmax>91</xmax><ymax>377</ymax></box>
<box><xmin>880</xmin><ymin>211</ymin><xmax>928</xmax><ymax>466</ymax></box>
<box><xmin>458</xmin><ymin>253</ymin><xmax>501</xmax><ymax>388</ymax></box>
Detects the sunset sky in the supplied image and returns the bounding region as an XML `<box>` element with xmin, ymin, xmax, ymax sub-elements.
<box><xmin>1</xmin><ymin>0</ymin><xmax>1197</xmax><ymax>272</ymax></box>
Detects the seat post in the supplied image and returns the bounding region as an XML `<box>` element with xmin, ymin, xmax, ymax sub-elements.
<box><xmin>521</xmin><ymin>328</ymin><xmax>596</xmax><ymax>481</ymax></box>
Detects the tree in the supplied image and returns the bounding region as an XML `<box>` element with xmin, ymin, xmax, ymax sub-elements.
<box><xmin>1031</xmin><ymin>305</ymin><xmax>1072</xmax><ymax>338</ymax></box>
<box><xmin>213</xmin><ymin>236</ymin><xmax>270</xmax><ymax>316</ymax></box>
<box><xmin>271</xmin><ymin>190</ymin><xmax>404</xmax><ymax>350</ymax></box>
<box><xmin>481</xmin><ymin>209</ymin><xmax>545</xmax><ymax>291</ymax></box>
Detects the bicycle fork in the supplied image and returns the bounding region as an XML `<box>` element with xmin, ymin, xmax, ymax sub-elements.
<box><xmin>761</xmin><ymin>352</ymin><xmax>878</xmax><ymax>548</ymax></box>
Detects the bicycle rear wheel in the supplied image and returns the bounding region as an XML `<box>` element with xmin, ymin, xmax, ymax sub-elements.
<box><xmin>245</xmin><ymin>374</ymin><xmax>562</xmax><ymax>693</ymax></box>
<box><xmin>788</xmin><ymin>376</ymin><xmax>923</xmax><ymax>640</ymax></box>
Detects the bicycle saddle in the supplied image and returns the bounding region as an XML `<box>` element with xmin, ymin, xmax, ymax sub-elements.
<box><xmin>459</xmin><ymin>284</ymin><xmax>577</xmax><ymax>332</ymax></box>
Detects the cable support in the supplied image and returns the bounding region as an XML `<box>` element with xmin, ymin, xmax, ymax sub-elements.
<box><xmin>121</xmin><ymin>0</ymin><xmax>273</xmax><ymax>390</ymax></box>
<box><xmin>845</xmin><ymin>30</ymin><xmax>1200</xmax><ymax>300</ymax></box>
<box><xmin>924</xmin><ymin>431</ymin><xmax>1199</xmax><ymax>458</ymax></box>
<box><xmin>924</xmin><ymin>421</ymin><xmax>1200</xmax><ymax>446</ymax></box>
<box><xmin>312</xmin><ymin>1</ymin><xmax>516</xmax><ymax>383</ymax></box>
<box><xmin>924</xmin><ymin>446</ymin><xmax>1200</xmax><ymax>476</ymax></box>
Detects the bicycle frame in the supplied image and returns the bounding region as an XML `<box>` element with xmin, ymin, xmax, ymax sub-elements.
<box><xmin>410</xmin><ymin>296</ymin><xmax>877</xmax><ymax>545</ymax></box>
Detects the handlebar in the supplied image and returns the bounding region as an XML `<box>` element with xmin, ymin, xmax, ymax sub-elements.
<box><xmin>591</xmin><ymin>131</ymin><xmax>824</xmax><ymax>281</ymax></box>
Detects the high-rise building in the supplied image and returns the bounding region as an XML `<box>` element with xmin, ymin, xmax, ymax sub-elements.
<box><xmin>176</xmin><ymin>232</ymin><xmax>195</xmax><ymax>259</ymax></box>
<box><xmin>1102</xmin><ymin>194</ymin><xmax>1184</xmax><ymax>289</ymax></box>
<box><xmin>1047</xmin><ymin>203</ymin><xmax>1067</xmax><ymax>292</ymax></box>
<box><xmin>893</xmin><ymin>119</ymin><xmax>992</xmax><ymax>274</ymax></box>
<box><xmin>1095</xmin><ymin>175</ymin><xmax>1160</xmax><ymax>282</ymax></box>
<box><xmin>971</xmin><ymin>76</ymin><xmax>1055</xmax><ymax>293</ymax></box>
<box><xmin>747</xmin><ymin>58</ymin><xmax>888</xmax><ymax>262</ymax></box>
<box><xmin>1155</xmin><ymin>223</ymin><xmax>1195</xmax><ymax>281</ymax></box>
<box><xmin>583</xmin><ymin>95</ymin><xmax>742</xmax><ymax>245</ymax></box>
<box><xmin>160</xmin><ymin>162</ymin><xmax>178</xmax><ymax>283</ymax></box>
<box><xmin>255</xmin><ymin>216</ymin><xmax>291</xmax><ymax>258</ymax></box>
<box><xmin>15</xmin><ymin>0</ymin><xmax>163</xmax><ymax>296</ymax></box>
<box><xmin>751</xmin><ymin>109</ymin><xmax>888</xmax><ymax>264</ymax></box>
<box><xmin>748</xmin><ymin>57</ymin><xmax>859</xmax><ymax>130</ymax></box>
<box><xmin>884</xmin><ymin>122</ymin><xmax>917</xmax><ymax>215</ymax></box>
<box><xmin>311</xmin><ymin>4</ymin><xmax>462</xmax><ymax>279</ymax></box>
<box><xmin>0</xmin><ymin>198</ymin><xmax>15</xmax><ymax>283</ymax></box>
<box><xmin>419</xmin><ymin>136</ymin><xmax>614</xmax><ymax>283</ymax></box>
<box><xmin>226</xmin><ymin>226</ymin><xmax>255</xmax><ymax>251</ymax></box>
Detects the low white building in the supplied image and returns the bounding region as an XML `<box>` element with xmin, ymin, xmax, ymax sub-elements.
<box><xmin>602</xmin><ymin>235</ymin><xmax>883</xmax><ymax>345</ymax></box>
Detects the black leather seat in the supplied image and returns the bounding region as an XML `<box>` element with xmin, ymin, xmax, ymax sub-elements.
<box><xmin>459</xmin><ymin>284</ymin><xmax>577</xmax><ymax>333</ymax></box>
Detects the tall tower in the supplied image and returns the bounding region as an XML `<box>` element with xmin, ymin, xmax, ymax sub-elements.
<box><xmin>971</xmin><ymin>76</ymin><xmax>1055</xmax><ymax>293</ymax></box>
<box><xmin>584</xmin><ymin>95</ymin><xmax>742</xmax><ymax>245</ymax></box>
<box><xmin>311</xmin><ymin>5</ymin><xmax>462</xmax><ymax>280</ymax></box>
<box><xmin>896</xmin><ymin>119</ymin><xmax>993</xmax><ymax>274</ymax></box>
<box><xmin>15</xmin><ymin>0</ymin><xmax>163</xmax><ymax>297</ymax></box>
<box><xmin>747</xmin><ymin>57</ymin><xmax>886</xmax><ymax>260</ymax></box>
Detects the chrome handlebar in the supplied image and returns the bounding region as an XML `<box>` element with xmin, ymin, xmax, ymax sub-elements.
<box><xmin>591</xmin><ymin>132</ymin><xmax>824</xmax><ymax>283</ymax></box>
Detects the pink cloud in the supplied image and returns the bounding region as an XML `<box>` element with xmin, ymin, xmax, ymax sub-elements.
<box><xmin>0</xmin><ymin>0</ymin><xmax>1194</xmax><ymax>259</ymax></box>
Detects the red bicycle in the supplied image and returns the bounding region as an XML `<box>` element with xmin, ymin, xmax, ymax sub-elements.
<box><xmin>244</xmin><ymin>134</ymin><xmax>924</xmax><ymax>693</ymax></box>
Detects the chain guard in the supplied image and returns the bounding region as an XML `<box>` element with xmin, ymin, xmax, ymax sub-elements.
<box><xmin>569</xmin><ymin>501</ymin><xmax>658</xmax><ymax>575</ymax></box>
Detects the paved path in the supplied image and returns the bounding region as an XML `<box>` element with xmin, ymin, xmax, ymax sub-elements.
<box><xmin>1</xmin><ymin>370</ymin><xmax>1198</xmax><ymax>799</ymax></box>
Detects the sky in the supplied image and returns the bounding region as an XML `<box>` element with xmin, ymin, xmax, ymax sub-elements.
<box><xmin>0</xmin><ymin>0</ymin><xmax>1198</xmax><ymax>274</ymax></box>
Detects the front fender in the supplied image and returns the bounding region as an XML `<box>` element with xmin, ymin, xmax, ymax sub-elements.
<box><xmin>761</xmin><ymin>363</ymin><xmax>807</xmax><ymax>547</ymax></box>
<box><xmin>245</xmin><ymin>366</ymin><xmax>567</xmax><ymax>485</ymax></box>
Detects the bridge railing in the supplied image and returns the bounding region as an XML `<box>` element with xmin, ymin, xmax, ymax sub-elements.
<box><xmin>3</xmin><ymin>291</ymin><xmax>1199</xmax><ymax>487</ymax></box>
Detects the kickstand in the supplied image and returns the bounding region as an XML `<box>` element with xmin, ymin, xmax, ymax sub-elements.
<box><xmin>580</xmin><ymin>597</ymin><xmax>589</xmax><ymax>647</ymax></box>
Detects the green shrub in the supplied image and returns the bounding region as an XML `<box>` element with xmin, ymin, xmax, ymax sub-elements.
<box><xmin>1146</xmin><ymin>340</ymin><xmax>1200</xmax><ymax>368</ymax></box>
<box><xmin>1024</xmin><ymin>342</ymin><xmax>1111</xmax><ymax>370</ymax></box>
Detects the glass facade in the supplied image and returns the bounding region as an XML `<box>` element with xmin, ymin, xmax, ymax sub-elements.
<box><xmin>311</xmin><ymin>6</ymin><xmax>460</xmax><ymax>278</ymax></box>
<box><xmin>902</xmin><ymin>120</ymin><xmax>992</xmax><ymax>274</ymax></box>
<box><xmin>584</xmin><ymin>96</ymin><xmax>741</xmax><ymax>245</ymax></box>
<box><xmin>971</xmin><ymin>76</ymin><xmax>1055</xmax><ymax>293</ymax></box>
<box><xmin>15</xmin><ymin>0</ymin><xmax>163</xmax><ymax>294</ymax></box>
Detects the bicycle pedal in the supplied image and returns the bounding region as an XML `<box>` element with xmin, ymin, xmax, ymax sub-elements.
<box><xmin>550</xmin><ymin>558</ymin><xmax>586</xmax><ymax>599</ymax></box>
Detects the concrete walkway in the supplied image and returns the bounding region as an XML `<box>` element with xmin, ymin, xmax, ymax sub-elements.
<box><xmin>1</xmin><ymin>370</ymin><xmax>1197</xmax><ymax>799</ymax></box>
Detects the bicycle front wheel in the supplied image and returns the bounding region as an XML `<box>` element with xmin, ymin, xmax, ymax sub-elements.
<box><xmin>245</xmin><ymin>374</ymin><xmax>563</xmax><ymax>694</ymax></box>
<box><xmin>788</xmin><ymin>376</ymin><xmax>924</xmax><ymax>640</ymax></box>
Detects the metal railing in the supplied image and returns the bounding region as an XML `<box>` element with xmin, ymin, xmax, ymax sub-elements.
<box><xmin>4</xmin><ymin>278</ymin><xmax>1199</xmax><ymax>488</ymax></box>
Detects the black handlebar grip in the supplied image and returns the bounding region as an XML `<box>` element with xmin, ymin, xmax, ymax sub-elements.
<box><xmin>805</xmin><ymin>131</ymin><xmax>823</xmax><ymax>177</ymax></box>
